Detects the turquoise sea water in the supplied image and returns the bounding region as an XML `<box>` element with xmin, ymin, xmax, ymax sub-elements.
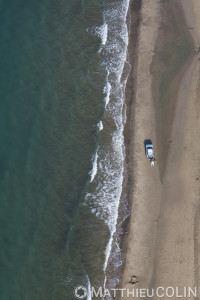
<box><xmin>0</xmin><ymin>0</ymin><xmax>130</xmax><ymax>299</ymax></box>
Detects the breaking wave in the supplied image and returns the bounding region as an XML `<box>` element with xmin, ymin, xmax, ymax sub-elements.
<box><xmin>85</xmin><ymin>0</ymin><xmax>131</xmax><ymax>286</ymax></box>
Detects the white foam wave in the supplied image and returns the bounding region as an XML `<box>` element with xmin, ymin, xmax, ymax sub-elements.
<box><xmin>97</xmin><ymin>120</ymin><xmax>103</xmax><ymax>131</ymax></box>
<box><xmin>104</xmin><ymin>73</ymin><xmax>111</xmax><ymax>107</ymax></box>
<box><xmin>86</xmin><ymin>275</ymin><xmax>92</xmax><ymax>300</ymax></box>
<box><xmin>100</xmin><ymin>23</ymin><xmax>108</xmax><ymax>46</ymax></box>
<box><xmin>95</xmin><ymin>23</ymin><xmax>108</xmax><ymax>50</ymax></box>
<box><xmin>86</xmin><ymin>0</ymin><xmax>130</xmax><ymax>279</ymax></box>
<box><xmin>88</xmin><ymin>23</ymin><xmax>108</xmax><ymax>49</ymax></box>
<box><xmin>90</xmin><ymin>149</ymin><xmax>98</xmax><ymax>182</ymax></box>
<box><xmin>103</xmin><ymin>236</ymin><xmax>113</xmax><ymax>271</ymax></box>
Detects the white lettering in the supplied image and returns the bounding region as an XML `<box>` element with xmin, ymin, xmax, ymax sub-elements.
<box><xmin>176</xmin><ymin>287</ymin><xmax>183</xmax><ymax>298</ymax></box>
<box><xmin>139</xmin><ymin>288</ymin><xmax>146</xmax><ymax>297</ymax></box>
<box><xmin>119</xmin><ymin>288</ymin><xmax>126</xmax><ymax>297</ymax></box>
<box><xmin>89</xmin><ymin>285</ymin><xmax>198</xmax><ymax>298</ymax></box>
<box><xmin>91</xmin><ymin>287</ymin><xmax>103</xmax><ymax>297</ymax></box>
<box><xmin>135</xmin><ymin>288</ymin><xmax>139</xmax><ymax>297</ymax></box>
<box><xmin>104</xmin><ymin>288</ymin><xmax>111</xmax><ymax>297</ymax></box>
<box><xmin>166</xmin><ymin>287</ymin><xmax>174</xmax><ymax>298</ymax></box>
<box><xmin>146</xmin><ymin>288</ymin><xmax>154</xmax><ymax>297</ymax></box>
<box><xmin>111</xmin><ymin>288</ymin><xmax>117</xmax><ymax>297</ymax></box>
<box><xmin>183</xmin><ymin>286</ymin><xmax>187</xmax><ymax>297</ymax></box>
<box><xmin>188</xmin><ymin>287</ymin><xmax>197</xmax><ymax>297</ymax></box>
<box><xmin>156</xmin><ymin>287</ymin><xmax>164</xmax><ymax>297</ymax></box>
<box><xmin>127</xmin><ymin>289</ymin><xmax>135</xmax><ymax>297</ymax></box>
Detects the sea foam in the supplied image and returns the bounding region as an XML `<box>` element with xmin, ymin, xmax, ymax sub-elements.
<box><xmin>97</xmin><ymin>120</ymin><xmax>103</xmax><ymax>131</ymax></box>
<box><xmin>86</xmin><ymin>275</ymin><xmax>92</xmax><ymax>300</ymax></box>
<box><xmin>104</xmin><ymin>70</ymin><xmax>111</xmax><ymax>107</ymax></box>
<box><xmin>90</xmin><ymin>149</ymin><xmax>98</xmax><ymax>182</ymax></box>
<box><xmin>86</xmin><ymin>0</ymin><xmax>130</xmax><ymax>286</ymax></box>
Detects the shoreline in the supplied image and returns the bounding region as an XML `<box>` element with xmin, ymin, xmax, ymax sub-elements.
<box><xmin>120</xmin><ymin>0</ymin><xmax>142</xmax><ymax>285</ymax></box>
<box><xmin>119</xmin><ymin>0</ymin><xmax>200</xmax><ymax>298</ymax></box>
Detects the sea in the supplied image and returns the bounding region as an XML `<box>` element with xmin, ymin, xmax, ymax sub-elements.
<box><xmin>0</xmin><ymin>0</ymin><xmax>131</xmax><ymax>299</ymax></box>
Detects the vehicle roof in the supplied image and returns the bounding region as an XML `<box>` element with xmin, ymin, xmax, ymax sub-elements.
<box><xmin>148</xmin><ymin>149</ymin><xmax>153</xmax><ymax>154</ymax></box>
<box><xmin>146</xmin><ymin>144</ymin><xmax>153</xmax><ymax>148</ymax></box>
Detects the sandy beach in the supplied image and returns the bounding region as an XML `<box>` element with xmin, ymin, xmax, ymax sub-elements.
<box><xmin>119</xmin><ymin>0</ymin><xmax>200</xmax><ymax>299</ymax></box>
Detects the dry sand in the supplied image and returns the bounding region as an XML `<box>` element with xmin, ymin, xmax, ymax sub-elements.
<box><xmin>119</xmin><ymin>0</ymin><xmax>200</xmax><ymax>299</ymax></box>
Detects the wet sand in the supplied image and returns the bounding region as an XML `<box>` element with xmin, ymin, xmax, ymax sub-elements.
<box><xmin>119</xmin><ymin>0</ymin><xmax>200</xmax><ymax>299</ymax></box>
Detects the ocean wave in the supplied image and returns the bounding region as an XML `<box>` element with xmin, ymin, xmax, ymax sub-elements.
<box><xmin>104</xmin><ymin>70</ymin><xmax>111</xmax><ymax>107</ymax></box>
<box><xmin>86</xmin><ymin>22</ymin><xmax>108</xmax><ymax>50</ymax></box>
<box><xmin>97</xmin><ymin>120</ymin><xmax>104</xmax><ymax>131</ymax></box>
<box><xmin>100</xmin><ymin>23</ymin><xmax>108</xmax><ymax>46</ymax></box>
<box><xmin>85</xmin><ymin>0</ymin><xmax>130</xmax><ymax>283</ymax></box>
<box><xmin>90</xmin><ymin>149</ymin><xmax>98</xmax><ymax>182</ymax></box>
<box><xmin>86</xmin><ymin>275</ymin><xmax>92</xmax><ymax>300</ymax></box>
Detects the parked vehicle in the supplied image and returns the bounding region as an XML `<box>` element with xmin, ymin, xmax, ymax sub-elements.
<box><xmin>145</xmin><ymin>142</ymin><xmax>156</xmax><ymax>166</ymax></box>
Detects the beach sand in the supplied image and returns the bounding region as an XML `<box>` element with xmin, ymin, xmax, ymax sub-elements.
<box><xmin>119</xmin><ymin>0</ymin><xmax>200</xmax><ymax>299</ymax></box>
